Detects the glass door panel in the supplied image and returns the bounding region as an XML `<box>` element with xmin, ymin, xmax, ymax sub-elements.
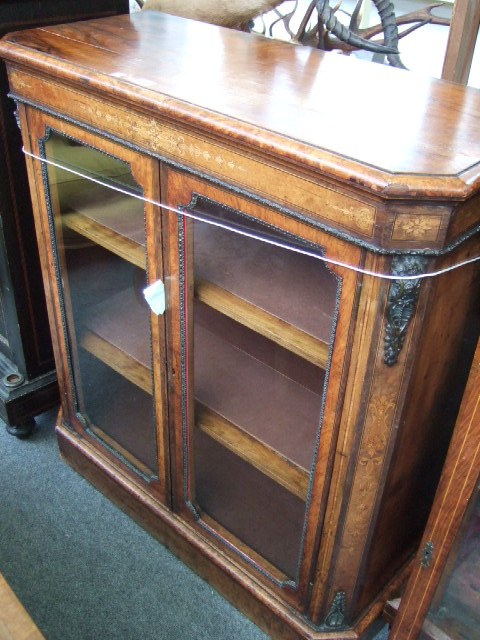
<box><xmin>43</xmin><ymin>131</ymin><xmax>157</xmax><ymax>476</ymax></box>
<box><xmin>179</xmin><ymin>195</ymin><xmax>340</xmax><ymax>583</ymax></box>
<box><xmin>421</xmin><ymin>483</ymin><xmax>480</xmax><ymax>640</ymax></box>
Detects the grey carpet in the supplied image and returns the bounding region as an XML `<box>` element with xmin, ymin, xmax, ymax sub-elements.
<box><xmin>0</xmin><ymin>409</ymin><xmax>389</xmax><ymax>639</ymax></box>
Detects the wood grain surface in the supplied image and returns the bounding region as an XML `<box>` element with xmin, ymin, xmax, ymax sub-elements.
<box><xmin>0</xmin><ymin>574</ymin><xmax>44</xmax><ymax>640</ymax></box>
<box><xmin>2</xmin><ymin>11</ymin><xmax>480</xmax><ymax>200</ymax></box>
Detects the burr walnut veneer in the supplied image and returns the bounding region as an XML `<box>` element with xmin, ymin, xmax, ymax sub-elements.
<box><xmin>0</xmin><ymin>12</ymin><xmax>478</xmax><ymax>639</ymax></box>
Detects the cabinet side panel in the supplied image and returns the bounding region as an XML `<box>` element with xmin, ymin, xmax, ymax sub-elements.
<box><xmin>355</xmin><ymin>237</ymin><xmax>480</xmax><ymax>618</ymax></box>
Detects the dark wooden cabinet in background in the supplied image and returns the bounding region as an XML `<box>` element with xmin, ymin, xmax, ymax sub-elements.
<box><xmin>0</xmin><ymin>12</ymin><xmax>478</xmax><ymax>639</ymax></box>
<box><xmin>0</xmin><ymin>0</ymin><xmax>129</xmax><ymax>437</ymax></box>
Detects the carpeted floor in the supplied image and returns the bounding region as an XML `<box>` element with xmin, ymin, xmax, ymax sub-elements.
<box><xmin>0</xmin><ymin>409</ymin><xmax>389</xmax><ymax>639</ymax></box>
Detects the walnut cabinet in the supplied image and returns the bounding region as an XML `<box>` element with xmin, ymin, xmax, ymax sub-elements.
<box><xmin>0</xmin><ymin>12</ymin><xmax>478</xmax><ymax>639</ymax></box>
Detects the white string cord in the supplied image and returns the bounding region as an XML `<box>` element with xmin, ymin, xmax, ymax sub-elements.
<box><xmin>23</xmin><ymin>147</ymin><xmax>480</xmax><ymax>281</ymax></box>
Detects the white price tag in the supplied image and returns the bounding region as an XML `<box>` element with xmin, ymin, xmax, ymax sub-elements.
<box><xmin>143</xmin><ymin>279</ymin><xmax>166</xmax><ymax>315</ymax></box>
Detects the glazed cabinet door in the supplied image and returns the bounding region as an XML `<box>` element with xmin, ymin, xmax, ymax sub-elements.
<box><xmin>161</xmin><ymin>168</ymin><xmax>361</xmax><ymax>609</ymax></box>
<box><xmin>23</xmin><ymin>109</ymin><xmax>169</xmax><ymax>497</ymax></box>
<box><xmin>419</xmin><ymin>483</ymin><xmax>480</xmax><ymax>639</ymax></box>
<box><xmin>389</xmin><ymin>339</ymin><xmax>480</xmax><ymax>640</ymax></box>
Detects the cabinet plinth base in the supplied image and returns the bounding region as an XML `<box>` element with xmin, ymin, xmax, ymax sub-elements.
<box><xmin>55</xmin><ymin>420</ymin><xmax>407</xmax><ymax>640</ymax></box>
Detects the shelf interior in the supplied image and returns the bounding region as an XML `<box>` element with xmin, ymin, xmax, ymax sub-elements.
<box><xmin>81</xmin><ymin>285</ymin><xmax>152</xmax><ymax>394</ymax></box>
<box><xmin>77</xmin><ymin>345</ymin><xmax>157</xmax><ymax>474</ymax></box>
<box><xmin>63</xmin><ymin>244</ymin><xmax>156</xmax><ymax>474</ymax></box>
<box><xmin>194</xmin><ymin>428</ymin><xmax>306</xmax><ymax>579</ymax></box>
<box><xmin>57</xmin><ymin>187</ymin><xmax>335</xmax><ymax>368</ymax></box>
<box><xmin>60</xmin><ymin>182</ymin><xmax>146</xmax><ymax>268</ymax></box>
<box><xmin>194</xmin><ymin>220</ymin><xmax>336</xmax><ymax>352</ymax></box>
<box><xmin>78</xmin><ymin>280</ymin><xmax>323</xmax><ymax>498</ymax></box>
<box><xmin>194</xmin><ymin>310</ymin><xmax>324</xmax><ymax>473</ymax></box>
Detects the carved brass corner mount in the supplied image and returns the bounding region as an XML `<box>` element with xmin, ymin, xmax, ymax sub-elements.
<box><xmin>323</xmin><ymin>591</ymin><xmax>346</xmax><ymax>629</ymax></box>
<box><xmin>384</xmin><ymin>255</ymin><xmax>429</xmax><ymax>367</ymax></box>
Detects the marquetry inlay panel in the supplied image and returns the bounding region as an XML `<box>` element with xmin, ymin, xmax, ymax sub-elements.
<box><xmin>9</xmin><ymin>68</ymin><xmax>377</xmax><ymax>238</ymax></box>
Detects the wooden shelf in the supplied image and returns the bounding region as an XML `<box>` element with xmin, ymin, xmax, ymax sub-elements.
<box><xmin>194</xmin><ymin>220</ymin><xmax>337</xmax><ymax>356</ymax></box>
<box><xmin>82</xmin><ymin>330</ymin><xmax>151</xmax><ymax>393</ymax></box>
<box><xmin>196</xmin><ymin>279</ymin><xmax>329</xmax><ymax>368</ymax></box>
<box><xmin>195</xmin><ymin>322</ymin><xmax>321</xmax><ymax>473</ymax></box>
<box><xmin>80</xmin><ymin>287</ymin><xmax>152</xmax><ymax>394</ymax></box>
<box><xmin>63</xmin><ymin>212</ymin><xmax>145</xmax><ymax>268</ymax></box>
<box><xmin>60</xmin><ymin>182</ymin><xmax>146</xmax><ymax>268</ymax></box>
<box><xmin>196</xmin><ymin>402</ymin><xmax>309</xmax><ymax>500</ymax></box>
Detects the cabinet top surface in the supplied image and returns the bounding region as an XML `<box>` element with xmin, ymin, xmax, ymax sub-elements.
<box><xmin>2</xmin><ymin>11</ymin><xmax>480</xmax><ymax>199</ymax></box>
